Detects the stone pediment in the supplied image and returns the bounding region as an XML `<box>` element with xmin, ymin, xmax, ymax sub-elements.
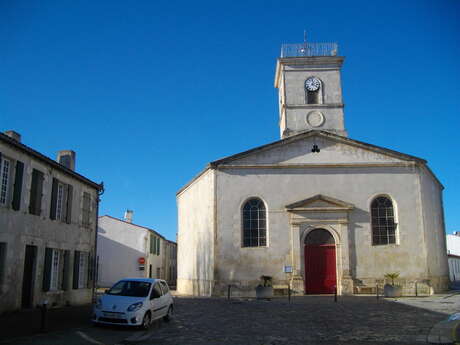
<box><xmin>285</xmin><ymin>194</ymin><xmax>354</xmax><ymax>212</ymax></box>
<box><xmin>209</xmin><ymin>130</ymin><xmax>426</xmax><ymax>167</ymax></box>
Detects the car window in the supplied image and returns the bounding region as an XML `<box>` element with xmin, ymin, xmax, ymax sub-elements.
<box><xmin>160</xmin><ymin>281</ymin><xmax>169</xmax><ymax>293</ymax></box>
<box><xmin>107</xmin><ymin>281</ymin><xmax>151</xmax><ymax>297</ymax></box>
<box><xmin>150</xmin><ymin>282</ymin><xmax>163</xmax><ymax>299</ymax></box>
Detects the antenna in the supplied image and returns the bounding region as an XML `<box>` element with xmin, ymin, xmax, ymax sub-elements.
<box><xmin>299</xmin><ymin>30</ymin><xmax>308</xmax><ymax>55</ymax></box>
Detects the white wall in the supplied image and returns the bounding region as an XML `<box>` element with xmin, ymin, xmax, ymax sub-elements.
<box><xmin>211</xmin><ymin>138</ymin><xmax>448</xmax><ymax>294</ymax></box>
<box><xmin>97</xmin><ymin>216</ymin><xmax>150</xmax><ymax>287</ymax></box>
<box><xmin>176</xmin><ymin>169</ymin><xmax>215</xmax><ymax>296</ymax></box>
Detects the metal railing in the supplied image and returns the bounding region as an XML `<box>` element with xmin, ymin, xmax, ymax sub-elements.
<box><xmin>281</xmin><ymin>43</ymin><xmax>338</xmax><ymax>58</ymax></box>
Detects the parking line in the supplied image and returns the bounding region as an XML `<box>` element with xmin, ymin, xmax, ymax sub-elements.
<box><xmin>76</xmin><ymin>331</ymin><xmax>106</xmax><ymax>345</ymax></box>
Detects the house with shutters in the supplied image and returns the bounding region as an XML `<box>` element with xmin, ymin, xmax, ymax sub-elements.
<box><xmin>0</xmin><ymin>130</ymin><xmax>103</xmax><ymax>314</ymax></box>
<box><xmin>97</xmin><ymin>212</ymin><xmax>177</xmax><ymax>288</ymax></box>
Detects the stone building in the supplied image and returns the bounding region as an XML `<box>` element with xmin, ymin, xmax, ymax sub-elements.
<box><xmin>97</xmin><ymin>213</ymin><xmax>177</xmax><ymax>288</ymax></box>
<box><xmin>176</xmin><ymin>42</ymin><xmax>449</xmax><ymax>296</ymax></box>
<box><xmin>0</xmin><ymin>130</ymin><xmax>102</xmax><ymax>313</ymax></box>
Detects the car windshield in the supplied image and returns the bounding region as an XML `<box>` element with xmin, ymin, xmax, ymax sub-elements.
<box><xmin>107</xmin><ymin>281</ymin><xmax>151</xmax><ymax>297</ymax></box>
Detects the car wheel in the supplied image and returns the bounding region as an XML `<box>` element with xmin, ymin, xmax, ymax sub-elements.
<box><xmin>141</xmin><ymin>311</ymin><xmax>151</xmax><ymax>329</ymax></box>
<box><xmin>163</xmin><ymin>305</ymin><xmax>173</xmax><ymax>322</ymax></box>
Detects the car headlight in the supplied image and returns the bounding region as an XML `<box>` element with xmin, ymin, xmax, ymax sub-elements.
<box><xmin>127</xmin><ymin>302</ymin><xmax>143</xmax><ymax>312</ymax></box>
<box><xmin>95</xmin><ymin>298</ymin><xmax>102</xmax><ymax>310</ymax></box>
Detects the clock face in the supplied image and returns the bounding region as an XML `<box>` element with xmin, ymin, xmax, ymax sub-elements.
<box><xmin>305</xmin><ymin>77</ymin><xmax>320</xmax><ymax>92</ymax></box>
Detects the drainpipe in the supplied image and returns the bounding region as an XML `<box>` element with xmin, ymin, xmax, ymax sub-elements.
<box><xmin>92</xmin><ymin>182</ymin><xmax>104</xmax><ymax>303</ymax></box>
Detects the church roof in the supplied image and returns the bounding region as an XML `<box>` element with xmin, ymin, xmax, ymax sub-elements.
<box><xmin>177</xmin><ymin>130</ymin><xmax>442</xmax><ymax>196</ymax></box>
<box><xmin>209</xmin><ymin>130</ymin><xmax>426</xmax><ymax>167</ymax></box>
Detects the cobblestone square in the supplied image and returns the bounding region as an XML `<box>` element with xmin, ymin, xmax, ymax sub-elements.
<box><xmin>1</xmin><ymin>295</ymin><xmax>458</xmax><ymax>345</ymax></box>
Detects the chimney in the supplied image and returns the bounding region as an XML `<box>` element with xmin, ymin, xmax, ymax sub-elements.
<box><xmin>4</xmin><ymin>130</ymin><xmax>21</xmax><ymax>142</ymax></box>
<box><xmin>124</xmin><ymin>210</ymin><xmax>133</xmax><ymax>223</ymax></box>
<box><xmin>57</xmin><ymin>150</ymin><xmax>76</xmax><ymax>171</ymax></box>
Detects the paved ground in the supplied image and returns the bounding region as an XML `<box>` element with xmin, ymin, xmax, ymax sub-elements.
<box><xmin>1</xmin><ymin>294</ymin><xmax>459</xmax><ymax>345</ymax></box>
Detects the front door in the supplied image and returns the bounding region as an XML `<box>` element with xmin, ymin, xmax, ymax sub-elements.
<box><xmin>304</xmin><ymin>229</ymin><xmax>336</xmax><ymax>294</ymax></box>
<box><xmin>22</xmin><ymin>245</ymin><xmax>37</xmax><ymax>308</ymax></box>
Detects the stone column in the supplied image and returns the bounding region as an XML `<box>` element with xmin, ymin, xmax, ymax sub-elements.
<box><xmin>290</xmin><ymin>223</ymin><xmax>304</xmax><ymax>295</ymax></box>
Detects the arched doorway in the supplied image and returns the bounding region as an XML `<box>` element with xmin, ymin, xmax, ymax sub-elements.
<box><xmin>304</xmin><ymin>229</ymin><xmax>336</xmax><ymax>294</ymax></box>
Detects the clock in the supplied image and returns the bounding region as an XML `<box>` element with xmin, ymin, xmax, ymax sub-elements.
<box><xmin>305</xmin><ymin>77</ymin><xmax>321</xmax><ymax>92</ymax></box>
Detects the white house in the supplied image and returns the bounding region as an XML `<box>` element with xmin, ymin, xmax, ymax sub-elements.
<box><xmin>97</xmin><ymin>213</ymin><xmax>176</xmax><ymax>288</ymax></box>
<box><xmin>446</xmin><ymin>233</ymin><xmax>460</xmax><ymax>283</ymax></box>
<box><xmin>176</xmin><ymin>42</ymin><xmax>449</xmax><ymax>297</ymax></box>
<box><xmin>0</xmin><ymin>130</ymin><xmax>102</xmax><ymax>313</ymax></box>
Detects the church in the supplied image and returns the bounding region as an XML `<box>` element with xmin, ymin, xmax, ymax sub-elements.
<box><xmin>176</xmin><ymin>42</ymin><xmax>448</xmax><ymax>296</ymax></box>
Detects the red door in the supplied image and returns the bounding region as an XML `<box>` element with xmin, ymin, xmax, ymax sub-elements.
<box><xmin>305</xmin><ymin>244</ymin><xmax>336</xmax><ymax>294</ymax></box>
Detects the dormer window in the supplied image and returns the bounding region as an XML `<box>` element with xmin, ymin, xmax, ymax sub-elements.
<box><xmin>305</xmin><ymin>77</ymin><xmax>322</xmax><ymax>104</ymax></box>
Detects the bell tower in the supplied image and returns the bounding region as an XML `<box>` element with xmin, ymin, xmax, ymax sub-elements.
<box><xmin>274</xmin><ymin>41</ymin><xmax>347</xmax><ymax>139</ymax></box>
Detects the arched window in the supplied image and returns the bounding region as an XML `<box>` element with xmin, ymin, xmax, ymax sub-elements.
<box><xmin>371</xmin><ymin>196</ymin><xmax>397</xmax><ymax>245</ymax></box>
<box><xmin>242</xmin><ymin>198</ymin><xmax>266</xmax><ymax>247</ymax></box>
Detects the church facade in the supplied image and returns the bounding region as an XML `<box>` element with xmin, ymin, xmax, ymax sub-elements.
<box><xmin>176</xmin><ymin>42</ymin><xmax>448</xmax><ymax>296</ymax></box>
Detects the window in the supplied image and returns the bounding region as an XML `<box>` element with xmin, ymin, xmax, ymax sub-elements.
<box><xmin>150</xmin><ymin>235</ymin><xmax>156</xmax><ymax>254</ymax></box>
<box><xmin>82</xmin><ymin>192</ymin><xmax>91</xmax><ymax>228</ymax></box>
<box><xmin>50</xmin><ymin>249</ymin><xmax>60</xmax><ymax>290</ymax></box>
<box><xmin>78</xmin><ymin>252</ymin><xmax>88</xmax><ymax>288</ymax></box>
<box><xmin>73</xmin><ymin>251</ymin><xmax>89</xmax><ymax>289</ymax></box>
<box><xmin>371</xmin><ymin>196</ymin><xmax>397</xmax><ymax>245</ymax></box>
<box><xmin>56</xmin><ymin>183</ymin><xmax>65</xmax><ymax>220</ymax></box>
<box><xmin>150</xmin><ymin>282</ymin><xmax>162</xmax><ymax>299</ymax></box>
<box><xmin>43</xmin><ymin>248</ymin><xmax>64</xmax><ymax>291</ymax></box>
<box><xmin>150</xmin><ymin>235</ymin><xmax>161</xmax><ymax>255</ymax></box>
<box><xmin>160</xmin><ymin>281</ymin><xmax>169</xmax><ymax>293</ymax></box>
<box><xmin>50</xmin><ymin>178</ymin><xmax>73</xmax><ymax>223</ymax></box>
<box><xmin>29</xmin><ymin>169</ymin><xmax>44</xmax><ymax>216</ymax></box>
<box><xmin>0</xmin><ymin>157</ymin><xmax>10</xmax><ymax>205</ymax></box>
<box><xmin>242</xmin><ymin>198</ymin><xmax>267</xmax><ymax>247</ymax></box>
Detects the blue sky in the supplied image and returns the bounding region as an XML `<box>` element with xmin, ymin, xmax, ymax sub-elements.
<box><xmin>1</xmin><ymin>1</ymin><xmax>459</xmax><ymax>241</ymax></box>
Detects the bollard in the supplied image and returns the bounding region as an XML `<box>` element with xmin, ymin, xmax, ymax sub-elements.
<box><xmin>227</xmin><ymin>285</ymin><xmax>231</xmax><ymax>300</ymax></box>
<box><xmin>415</xmin><ymin>281</ymin><xmax>418</xmax><ymax>297</ymax></box>
<box><xmin>376</xmin><ymin>283</ymin><xmax>379</xmax><ymax>300</ymax></box>
<box><xmin>40</xmin><ymin>300</ymin><xmax>48</xmax><ymax>333</ymax></box>
<box><xmin>288</xmin><ymin>286</ymin><xmax>291</xmax><ymax>303</ymax></box>
<box><xmin>334</xmin><ymin>286</ymin><xmax>337</xmax><ymax>303</ymax></box>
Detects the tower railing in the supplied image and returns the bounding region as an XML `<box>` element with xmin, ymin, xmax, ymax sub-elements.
<box><xmin>281</xmin><ymin>43</ymin><xmax>338</xmax><ymax>58</ymax></box>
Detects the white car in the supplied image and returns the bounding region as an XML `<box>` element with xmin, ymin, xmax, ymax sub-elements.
<box><xmin>93</xmin><ymin>278</ymin><xmax>174</xmax><ymax>329</ymax></box>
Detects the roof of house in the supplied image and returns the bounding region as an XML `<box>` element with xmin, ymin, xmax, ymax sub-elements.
<box><xmin>99</xmin><ymin>215</ymin><xmax>176</xmax><ymax>244</ymax></box>
<box><xmin>0</xmin><ymin>132</ymin><xmax>102</xmax><ymax>190</ymax></box>
<box><xmin>177</xmin><ymin>130</ymin><xmax>441</xmax><ymax>195</ymax></box>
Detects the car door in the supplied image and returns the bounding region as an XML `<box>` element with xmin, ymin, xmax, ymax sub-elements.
<box><xmin>159</xmin><ymin>281</ymin><xmax>172</xmax><ymax>312</ymax></box>
<box><xmin>148</xmin><ymin>282</ymin><xmax>163</xmax><ymax>320</ymax></box>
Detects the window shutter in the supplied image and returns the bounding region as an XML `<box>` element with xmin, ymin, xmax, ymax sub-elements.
<box><xmin>87</xmin><ymin>252</ymin><xmax>93</xmax><ymax>288</ymax></box>
<box><xmin>73</xmin><ymin>251</ymin><xmax>80</xmax><ymax>289</ymax></box>
<box><xmin>157</xmin><ymin>238</ymin><xmax>160</xmax><ymax>256</ymax></box>
<box><xmin>66</xmin><ymin>184</ymin><xmax>73</xmax><ymax>224</ymax></box>
<box><xmin>30</xmin><ymin>170</ymin><xmax>44</xmax><ymax>216</ymax></box>
<box><xmin>29</xmin><ymin>171</ymin><xmax>38</xmax><ymax>215</ymax></box>
<box><xmin>61</xmin><ymin>250</ymin><xmax>70</xmax><ymax>290</ymax></box>
<box><xmin>12</xmin><ymin>161</ymin><xmax>24</xmax><ymax>211</ymax></box>
<box><xmin>43</xmin><ymin>248</ymin><xmax>53</xmax><ymax>292</ymax></box>
<box><xmin>50</xmin><ymin>178</ymin><xmax>58</xmax><ymax>220</ymax></box>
